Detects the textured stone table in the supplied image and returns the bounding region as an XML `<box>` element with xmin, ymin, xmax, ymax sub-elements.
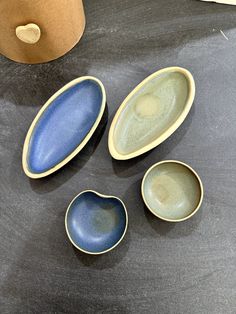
<box><xmin>0</xmin><ymin>0</ymin><xmax>236</xmax><ymax>313</ymax></box>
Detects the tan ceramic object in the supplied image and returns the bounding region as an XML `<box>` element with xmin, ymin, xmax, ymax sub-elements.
<box><xmin>16</xmin><ymin>23</ymin><xmax>41</xmax><ymax>44</ymax></box>
<box><xmin>0</xmin><ymin>0</ymin><xmax>85</xmax><ymax>64</ymax></box>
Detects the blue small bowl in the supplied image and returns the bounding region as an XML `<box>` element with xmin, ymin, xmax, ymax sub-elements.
<box><xmin>65</xmin><ymin>190</ymin><xmax>128</xmax><ymax>255</ymax></box>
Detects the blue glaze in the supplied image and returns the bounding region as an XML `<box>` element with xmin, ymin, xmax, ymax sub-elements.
<box><xmin>66</xmin><ymin>191</ymin><xmax>127</xmax><ymax>253</ymax></box>
<box><xmin>27</xmin><ymin>80</ymin><xmax>103</xmax><ymax>174</ymax></box>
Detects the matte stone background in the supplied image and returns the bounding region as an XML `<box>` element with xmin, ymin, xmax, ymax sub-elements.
<box><xmin>0</xmin><ymin>0</ymin><xmax>236</xmax><ymax>313</ymax></box>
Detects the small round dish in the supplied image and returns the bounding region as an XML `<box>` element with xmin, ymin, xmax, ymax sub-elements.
<box><xmin>141</xmin><ymin>160</ymin><xmax>204</xmax><ymax>222</ymax></box>
<box><xmin>65</xmin><ymin>190</ymin><xmax>128</xmax><ymax>255</ymax></box>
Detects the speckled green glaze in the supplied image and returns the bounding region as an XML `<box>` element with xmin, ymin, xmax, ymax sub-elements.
<box><xmin>109</xmin><ymin>67</ymin><xmax>195</xmax><ymax>160</ymax></box>
<box><xmin>142</xmin><ymin>161</ymin><xmax>204</xmax><ymax>222</ymax></box>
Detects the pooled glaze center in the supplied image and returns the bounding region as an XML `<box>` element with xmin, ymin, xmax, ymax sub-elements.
<box><xmin>134</xmin><ymin>94</ymin><xmax>161</xmax><ymax>118</ymax></box>
<box><xmin>151</xmin><ymin>174</ymin><xmax>187</xmax><ymax>208</ymax></box>
<box><xmin>92</xmin><ymin>209</ymin><xmax>119</xmax><ymax>233</ymax></box>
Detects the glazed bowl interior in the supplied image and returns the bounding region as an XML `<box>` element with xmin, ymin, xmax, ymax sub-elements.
<box><xmin>65</xmin><ymin>191</ymin><xmax>128</xmax><ymax>254</ymax></box>
<box><xmin>142</xmin><ymin>161</ymin><xmax>203</xmax><ymax>222</ymax></box>
<box><xmin>112</xmin><ymin>70</ymin><xmax>191</xmax><ymax>157</ymax></box>
<box><xmin>22</xmin><ymin>77</ymin><xmax>106</xmax><ymax>179</ymax></box>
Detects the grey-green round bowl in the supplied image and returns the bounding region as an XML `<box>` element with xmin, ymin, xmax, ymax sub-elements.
<box><xmin>141</xmin><ymin>160</ymin><xmax>204</xmax><ymax>222</ymax></box>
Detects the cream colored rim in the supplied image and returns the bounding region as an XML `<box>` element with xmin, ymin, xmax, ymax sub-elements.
<box><xmin>22</xmin><ymin>76</ymin><xmax>106</xmax><ymax>179</ymax></box>
<box><xmin>108</xmin><ymin>67</ymin><xmax>195</xmax><ymax>160</ymax></box>
<box><xmin>65</xmin><ymin>190</ymin><xmax>129</xmax><ymax>255</ymax></box>
<box><xmin>141</xmin><ymin>160</ymin><xmax>204</xmax><ymax>222</ymax></box>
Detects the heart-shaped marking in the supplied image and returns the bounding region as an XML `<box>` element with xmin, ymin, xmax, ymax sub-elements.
<box><xmin>16</xmin><ymin>23</ymin><xmax>41</xmax><ymax>44</ymax></box>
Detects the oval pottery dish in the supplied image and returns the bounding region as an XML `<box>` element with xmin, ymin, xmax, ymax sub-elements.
<box><xmin>22</xmin><ymin>77</ymin><xmax>106</xmax><ymax>178</ymax></box>
<box><xmin>142</xmin><ymin>161</ymin><xmax>203</xmax><ymax>222</ymax></box>
<box><xmin>65</xmin><ymin>190</ymin><xmax>128</xmax><ymax>255</ymax></box>
<box><xmin>108</xmin><ymin>67</ymin><xmax>195</xmax><ymax>160</ymax></box>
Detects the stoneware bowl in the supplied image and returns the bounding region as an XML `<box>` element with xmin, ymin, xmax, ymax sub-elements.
<box><xmin>65</xmin><ymin>190</ymin><xmax>128</xmax><ymax>255</ymax></box>
<box><xmin>22</xmin><ymin>77</ymin><xmax>106</xmax><ymax>179</ymax></box>
<box><xmin>108</xmin><ymin>67</ymin><xmax>195</xmax><ymax>160</ymax></box>
<box><xmin>141</xmin><ymin>161</ymin><xmax>204</xmax><ymax>222</ymax></box>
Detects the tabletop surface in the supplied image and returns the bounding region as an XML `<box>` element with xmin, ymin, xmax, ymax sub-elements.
<box><xmin>1</xmin><ymin>0</ymin><xmax>236</xmax><ymax>313</ymax></box>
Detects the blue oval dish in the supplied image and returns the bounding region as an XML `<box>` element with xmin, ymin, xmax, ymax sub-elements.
<box><xmin>65</xmin><ymin>190</ymin><xmax>128</xmax><ymax>255</ymax></box>
<box><xmin>22</xmin><ymin>77</ymin><xmax>106</xmax><ymax>178</ymax></box>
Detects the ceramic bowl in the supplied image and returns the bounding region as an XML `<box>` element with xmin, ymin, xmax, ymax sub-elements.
<box><xmin>109</xmin><ymin>67</ymin><xmax>195</xmax><ymax>160</ymax></box>
<box><xmin>22</xmin><ymin>76</ymin><xmax>106</xmax><ymax>179</ymax></box>
<box><xmin>141</xmin><ymin>161</ymin><xmax>204</xmax><ymax>222</ymax></box>
<box><xmin>65</xmin><ymin>190</ymin><xmax>128</xmax><ymax>255</ymax></box>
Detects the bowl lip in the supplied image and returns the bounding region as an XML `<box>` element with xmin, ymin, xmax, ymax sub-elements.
<box><xmin>108</xmin><ymin>66</ymin><xmax>195</xmax><ymax>160</ymax></box>
<box><xmin>22</xmin><ymin>76</ymin><xmax>106</xmax><ymax>179</ymax></box>
<box><xmin>141</xmin><ymin>160</ymin><xmax>204</xmax><ymax>223</ymax></box>
<box><xmin>65</xmin><ymin>190</ymin><xmax>129</xmax><ymax>255</ymax></box>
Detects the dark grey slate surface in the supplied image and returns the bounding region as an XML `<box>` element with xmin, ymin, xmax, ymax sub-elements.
<box><xmin>0</xmin><ymin>0</ymin><xmax>236</xmax><ymax>313</ymax></box>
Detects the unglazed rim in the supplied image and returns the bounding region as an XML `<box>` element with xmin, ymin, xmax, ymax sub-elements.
<box><xmin>22</xmin><ymin>76</ymin><xmax>106</xmax><ymax>179</ymax></box>
<box><xmin>141</xmin><ymin>160</ymin><xmax>204</xmax><ymax>222</ymax></box>
<box><xmin>108</xmin><ymin>67</ymin><xmax>196</xmax><ymax>160</ymax></box>
<box><xmin>65</xmin><ymin>190</ymin><xmax>129</xmax><ymax>255</ymax></box>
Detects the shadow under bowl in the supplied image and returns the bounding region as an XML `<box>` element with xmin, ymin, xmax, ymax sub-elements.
<box><xmin>65</xmin><ymin>190</ymin><xmax>128</xmax><ymax>254</ymax></box>
<box><xmin>141</xmin><ymin>160</ymin><xmax>204</xmax><ymax>222</ymax></box>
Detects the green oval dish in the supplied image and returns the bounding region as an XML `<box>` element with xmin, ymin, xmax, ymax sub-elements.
<box><xmin>108</xmin><ymin>67</ymin><xmax>195</xmax><ymax>160</ymax></box>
